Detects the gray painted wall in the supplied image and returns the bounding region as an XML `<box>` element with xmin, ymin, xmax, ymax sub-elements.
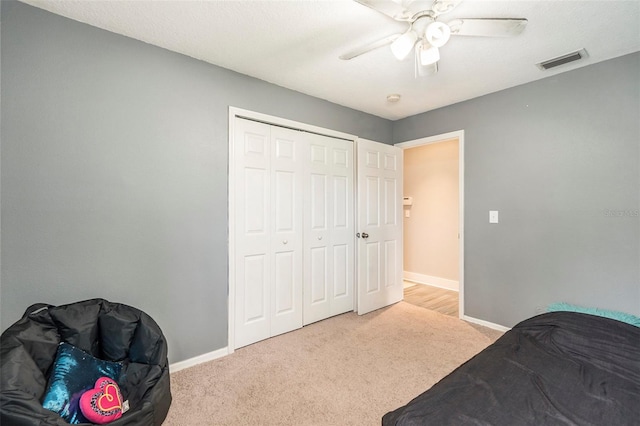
<box><xmin>394</xmin><ymin>52</ymin><xmax>640</xmax><ymax>326</ymax></box>
<box><xmin>0</xmin><ymin>1</ymin><xmax>392</xmax><ymax>362</ymax></box>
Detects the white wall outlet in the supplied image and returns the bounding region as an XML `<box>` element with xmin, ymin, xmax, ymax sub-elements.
<box><xmin>489</xmin><ymin>210</ymin><xmax>499</xmax><ymax>224</ymax></box>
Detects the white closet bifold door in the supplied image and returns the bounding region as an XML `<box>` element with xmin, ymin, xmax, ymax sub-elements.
<box><xmin>233</xmin><ymin>117</ymin><xmax>356</xmax><ymax>348</ymax></box>
<box><xmin>233</xmin><ymin>118</ymin><xmax>304</xmax><ymax>348</ymax></box>
<box><xmin>270</xmin><ymin>125</ymin><xmax>304</xmax><ymax>336</ymax></box>
<box><xmin>303</xmin><ymin>133</ymin><xmax>355</xmax><ymax>325</ymax></box>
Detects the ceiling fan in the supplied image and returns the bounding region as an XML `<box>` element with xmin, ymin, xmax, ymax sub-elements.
<box><xmin>340</xmin><ymin>0</ymin><xmax>528</xmax><ymax>76</ymax></box>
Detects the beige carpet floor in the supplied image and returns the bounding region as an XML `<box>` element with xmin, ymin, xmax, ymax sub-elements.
<box><xmin>165</xmin><ymin>302</ymin><xmax>503</xmax><ymax>426</ymax></box>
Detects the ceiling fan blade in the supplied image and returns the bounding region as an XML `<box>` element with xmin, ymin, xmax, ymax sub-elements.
<box><xmin>448</xmin><ymin>18</ymin><xmax>528</xmax><ymax>37</ymax></box>
<box><xmin>353</xmin><ymin>0</ymin><xmax>412</xmax><ymax>21</ymax></box>
<box><xmin>339</xmin><ymin>34</ymin><xmax>401</xmax><ymax>60</ymax></box>
<box><xmin>431</xmin><ymin>0</ymin><xmax>463</xmax><ymax>16</ymax></box>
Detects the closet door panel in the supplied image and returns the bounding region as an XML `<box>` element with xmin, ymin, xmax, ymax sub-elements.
<box><xmin>305</xmin><ymin>139</ymin><xmax>330</xmax><ymax>324</ymax></box>
<box><xmin>243</xmin><ymin>254</ymin><xmax>268</xmax><ymax>323</ymax></box>
<box><xmin>333</xmin><ymin>244</ymin><xmax>349</xmax><ymax>298</ymax></box>
<box><xmin>270</xmin><ymin>126</ymin><xmax>304</xmax><ymax>337</ymax></box>
<box><xmin>273</xmin><ymin>252</ymin><xmax>294</xmax><ymax>309</ymax></box>
<box><xmin>333</xmin><ymin>176</ymin><xmax>348</xmax><ymax>228</ymax></box>
<box><xmin>310</xmin><ymin>247</ymin><xmax>328</xmax><ymax>304</ymax></box>
<box><xmin>244</xmin><ymin>168</ymin><xmax>268</xmax><ymax>236</ymax></box>
<box><xmin>274</xmin><ymin>171</ymin><xmax>295</xmax><ymax>232</ymax></box>
<box><xmin>234</xmin><ymin>119</ymin><xmax>272</xmax><ymax>348</ymax></box>
<box><xmin>310</xmin><ymin>174</ymin><xmax>328</xmax><ymax>230</ymax></box>
<box><xmin>329</xmin><ymin>143</ymin><xmax>354</xmax><ymax>316</ymax></box>
<box><xmin>304</xmin><ymin>134</ymin><xmax>354</xmax><ymax>325</ymax></box>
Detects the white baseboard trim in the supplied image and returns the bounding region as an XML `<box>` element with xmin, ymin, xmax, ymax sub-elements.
<box><xmin>404</xmin><ymin>271</ymin><xmax>459</xmax><ymax>292</ymax></box>
<box><xmin>169</xmin><ymin>346</ymin><xmax>229</xmax><ymax>374</ymax></box>
<box><xmin>462</xmin><ymin>315</ymin><xmax>511</xmax><ymax>333</ymax></box>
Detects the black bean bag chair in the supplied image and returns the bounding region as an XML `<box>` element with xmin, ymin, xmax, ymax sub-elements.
<box><xmin>0</xmin><ymin>299</ymin><xmax>171</xmax><ymax>425</ymax></box>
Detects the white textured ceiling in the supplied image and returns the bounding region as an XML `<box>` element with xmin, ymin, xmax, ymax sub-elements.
<box><xmin>19</xmin><ymin>0</ymin><xmax>640</xmax><ymax>120</ymax></box>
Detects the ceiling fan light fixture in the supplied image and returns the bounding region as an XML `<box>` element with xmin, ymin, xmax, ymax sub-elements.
<box><xmin>415</xmin><ymin>46</ymin><xmax>439</xmax><ymax>78</ymax></box>
<box><xmin>425</xmin><ymin>22</ymin><xmax>451</xmax><ymax>48</ymax></box>
<box><xmin>345</xmin><ymin>1</ymin><xmax>529</xmax><ymax>78</ymax></box>
<box><xmin>390</xmin><ymin>30</ymin><xmax>418</xmax><ymax>60</ymax></box>
<box><xmin>415</xmin><ymin>61</ymin><xmax>439</xmax><ymax>77</ymax></box>
<box><xmin>418</xmin><ymin>42</ymin><xmax>440</xmax><ymax>65</ymax></box>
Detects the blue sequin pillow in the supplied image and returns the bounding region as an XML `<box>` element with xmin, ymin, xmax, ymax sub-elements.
<box><xmin>42</xmin><ymin>342</ymin><xmax>123</xmax><ymax>424</ymax></box>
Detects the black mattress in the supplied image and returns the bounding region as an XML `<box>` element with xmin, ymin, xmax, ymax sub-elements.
<box><xmin>382</xmin><ymin>311</ymin><xmax>640</xmax><ymax>425</ymax></box>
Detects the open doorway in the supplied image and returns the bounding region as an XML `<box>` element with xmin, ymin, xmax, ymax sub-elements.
<box><xmin>395</xmin><ymin>131</ymin><xmax>464</xmax><ymax>318</ymax></box>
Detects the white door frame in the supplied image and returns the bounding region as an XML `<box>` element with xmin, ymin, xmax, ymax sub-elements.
<box><xmin>228</xmin><ymin>106</ymin><xmax>357</xmax><ymax>353</ymax></box>
<box><xmin>394</xmin><ymin>130</ymin><xmax>465</xmax><ymax>319</ymax></box>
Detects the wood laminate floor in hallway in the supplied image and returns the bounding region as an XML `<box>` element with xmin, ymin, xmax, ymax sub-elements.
<box><xmin>403</xmin><ymin>282</ymin><xmax>459</xmax><ymax>317</ymax></box>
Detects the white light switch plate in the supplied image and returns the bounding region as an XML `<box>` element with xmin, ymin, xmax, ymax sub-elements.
<box><xmin>489</xmin><ymin>210</ymin><xmax>499</xmax><ymax>224</ymax></box>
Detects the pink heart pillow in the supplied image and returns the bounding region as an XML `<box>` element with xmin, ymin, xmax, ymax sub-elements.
<box><xmin>79</xmin><ymin>377</ymin><xmax>124</xmax><ymax>424</ymax></box>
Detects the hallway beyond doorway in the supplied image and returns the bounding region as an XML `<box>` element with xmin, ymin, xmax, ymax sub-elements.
<box><xmin>403</xmin><ymin>282</ymin><xmax>458</xmax><ymax>317</ymax></box>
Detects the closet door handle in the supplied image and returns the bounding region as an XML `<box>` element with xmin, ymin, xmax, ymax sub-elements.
<box><xmin>361</xmin><ymin>232</ymin><xmax>369</xmax><ymax>239</ymax></box>
<box><xmin>283</xmin><ymin>240</ymin><xmax>288</xmax><ymax>245</ymax></box>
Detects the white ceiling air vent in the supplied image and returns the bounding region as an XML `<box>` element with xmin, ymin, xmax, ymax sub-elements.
<box><xmin>536</xmin><ymin>48</ymin><xmax>588</xmax><ymax>70</ymax></box>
